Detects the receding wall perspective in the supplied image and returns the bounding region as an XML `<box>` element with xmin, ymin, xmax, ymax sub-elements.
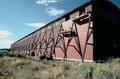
<box><xmin>11</xmin><ymin>0</ymin><xmax>120</xmax><ymax>62</ymax></box>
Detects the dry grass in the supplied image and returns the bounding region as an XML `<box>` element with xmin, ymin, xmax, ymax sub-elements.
<box><xmin>0</xmin><ymin>56</ymin><xmax>120</xmax><ymax>79</ymax></box>
<box><xmin>0</xmin><ymin>56</ymin><xmax>74</xmax><ymax>79</ymax></box>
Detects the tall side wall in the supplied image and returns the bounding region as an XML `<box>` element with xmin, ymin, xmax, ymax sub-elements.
<box><xmin>11</xmin><ymin>4</ymin><xmax>93</xmax><ymax>61</ymax></box>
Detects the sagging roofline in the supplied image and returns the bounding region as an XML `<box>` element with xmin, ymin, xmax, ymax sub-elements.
<box><xmin>12</xmin><ymin>1</ymin><xmax>91</xmax><ymax>44</ymax></box>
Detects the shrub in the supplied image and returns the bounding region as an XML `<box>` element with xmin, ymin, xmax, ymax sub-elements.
<box><xmin>76</xmin><ymin>63</ymin><xmax>94</xmax><ymax>79</ymax></box>
<box><xmin>93</xmin><ymin>63</ymin><xmax>112</xmax><ymax>79</ymax></box>
<box><xmin>61</xmin><ymin>61</ymin><xmax>71</xmax><ymax>71</ymax></box>
<box><xmin>10</xmin><ymin>59</ymin><xmax>30</xmax><ymax>68</ymax></box>
<box><xmin>111</xmin><ymin>58</ymin><xmax>120</xmax><ymax>64</ymax></box>
<box><xmin>111</xmin><ymin>64</ymin><xmax>120</xmax><ymax>79</ymax></box>
<box><xmin>15</xmin><ymin>54</ymin><xmax>26</xmax><ymax>58</ymax></box>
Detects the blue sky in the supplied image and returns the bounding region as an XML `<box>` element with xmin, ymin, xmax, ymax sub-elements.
<box><xmin>0</xmin><ymin>0</ymin><xmax>120</xmax><ymax>49</ymax></box>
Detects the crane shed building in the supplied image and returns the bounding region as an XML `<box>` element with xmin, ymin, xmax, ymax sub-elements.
<box><xmin>11</xmin><ymin>0</ymin><xmax>120</xmax><ymax>62</ymax></box>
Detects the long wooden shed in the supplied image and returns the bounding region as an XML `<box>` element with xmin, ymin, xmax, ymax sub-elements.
<box><xmin>11</xmin><ymin>0</ymin><xmax>120</xmax><ymax>62</ymax></box>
